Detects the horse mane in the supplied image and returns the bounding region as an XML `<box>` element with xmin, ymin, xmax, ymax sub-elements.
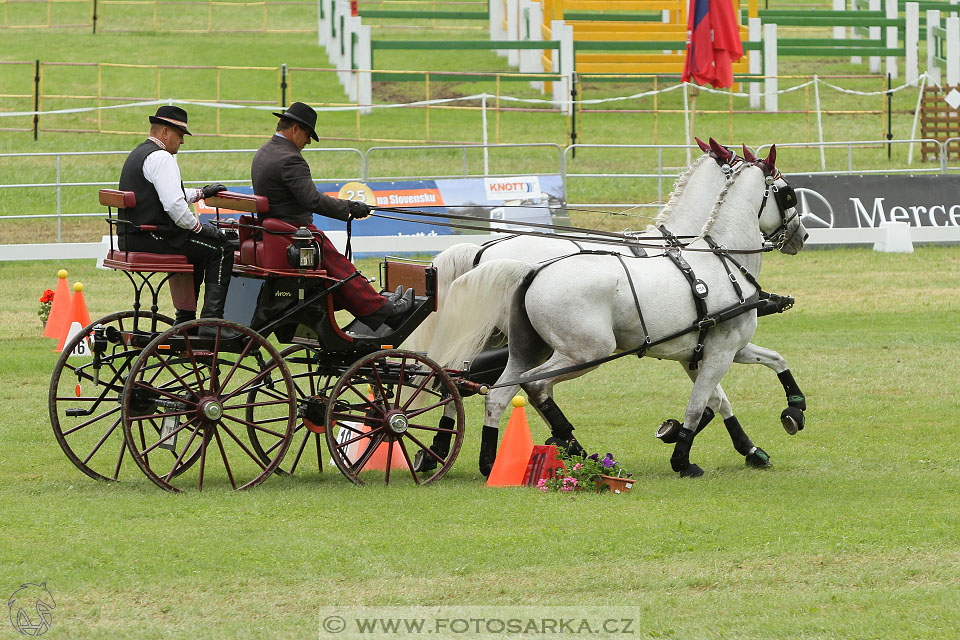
<box><xmin>696</xmin><ymin>163</ymin><xmax>748</xmax><ymax>241</ymax></box>
<box><xmin>652</xmin><ymin>154</ymin><xmax>710</xmax><ymax>228</ymax></box>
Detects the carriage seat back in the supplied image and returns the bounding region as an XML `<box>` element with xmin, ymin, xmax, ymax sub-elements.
<box><xmin>99</xmin><ymin>189</ymin><xmax>137</xmax><ymax>209</ymax></box>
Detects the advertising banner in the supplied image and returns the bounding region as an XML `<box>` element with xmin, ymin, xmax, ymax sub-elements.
<box><xmin>790</xmin><ymin>174</ymin><xmax>960</xmax><ymax>231</ymax></box>
<box><xmin>199</xmin><ymin>175</ymin><xmax>567</xmax><ymax>248</ymax></box>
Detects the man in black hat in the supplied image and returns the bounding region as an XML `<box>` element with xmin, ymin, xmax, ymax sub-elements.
<box><xmin>251</xmin><ymin>101</ymin><xmax>412</xmax><ymax>332</ymax></box>
<box><xmin>118</xmin><ymin>105</ymin><xmax>233</xmax><ymax>327</ymax></box>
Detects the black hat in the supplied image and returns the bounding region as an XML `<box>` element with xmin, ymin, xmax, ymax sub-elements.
<box><xmin>149</xmin><ymin>105</ymin><xmax>191</xmax><ymax>135</ymax></box>
<box><xmin>273</xmin><ymin>102</ymin><xmax>319</xmax><ymax>141</ymax></box>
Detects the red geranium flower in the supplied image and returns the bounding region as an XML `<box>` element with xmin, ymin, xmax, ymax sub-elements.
<box><xmin>40</xmin><ymin>289</ymin><xmax>55</xmax><ymax>303</ymax></box>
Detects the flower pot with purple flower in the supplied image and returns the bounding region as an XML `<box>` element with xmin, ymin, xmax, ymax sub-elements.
<box><xmin>536</xmin><ymin>451</ymin><xmax>632</xmax><ymax>494</ymax></box>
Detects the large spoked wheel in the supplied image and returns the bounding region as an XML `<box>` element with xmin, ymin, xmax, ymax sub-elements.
<box><xmin>48</xmin><ymin>310</ymin><xmax>199</xmax><ymax>482</ymax></box>
<box><xmin>324</xmin><ymin>349</ymin><xmax>465</xmax><ymax>486</ymax></box>
<box><xmin>247</xmin><ymin>344</ymin><xmax>336</xmax><ymax>476</ymax></box>
<box><xmin>121</xmin><ymin>319</ymin><xmax>295</xmax><ymax>492</ymax></box>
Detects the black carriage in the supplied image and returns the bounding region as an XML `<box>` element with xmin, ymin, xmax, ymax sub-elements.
<box><xmin>49</xmin><ymin>190</ymin><xmax>485</xmax><ymax>491</ymax></box>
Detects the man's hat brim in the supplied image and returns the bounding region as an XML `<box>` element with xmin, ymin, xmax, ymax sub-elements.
<box><xmin>273</xmin><ymin>111</ymin><xmax>319</xmax><ymax>141</ymax></box>
<box><xmin>149</xmin><ymin>115</ymin><xmax>192</xmax><ymax>135</ymax></box>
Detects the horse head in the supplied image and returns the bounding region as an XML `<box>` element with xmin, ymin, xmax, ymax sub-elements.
<box><xmin>754</xmin><ymin>145</ymin><xmax>807</xmax><ymax>255</ymax></box>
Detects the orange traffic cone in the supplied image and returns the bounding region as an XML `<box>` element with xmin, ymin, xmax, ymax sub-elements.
<box><xmin>43</xmin><ymin>269</ymin><xmax>71</xmax><ymax>339</ymax></box>
<box><xmin>337</xmin><ymin>389</ymin><xmax>409</xmax><ymax>471</ymax></box>
<box><xmin>55</xmin><ymin>282</ymin><xmax>92</xmax><ymax>353</ymax></box>
<box><xmin>486</xmin><ymin>396</ymin><xmax>535</xmax><ymax>487</ymax></box>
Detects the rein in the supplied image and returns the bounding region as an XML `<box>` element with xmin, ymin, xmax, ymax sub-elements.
<box><xmin>368</xmin><ymin>208</ymin><xmax>774</xmax><ymax>256</ymax></box>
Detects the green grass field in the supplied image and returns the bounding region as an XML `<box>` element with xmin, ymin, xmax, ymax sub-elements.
<box><xmin>2</xmin><ymin>247</ymin><xmax>960</xmax><ymax>639</ymax></box>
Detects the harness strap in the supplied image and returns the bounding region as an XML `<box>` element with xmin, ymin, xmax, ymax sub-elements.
<box><xmin>663</xmin><ymin>247</ymin><xmax>710</xmax><ymax>370</ymax></box>
<box><xmin>473</xmin><ymin>234</ymin><xmax>520</xmax><ymax>267</ymax></box>
<box><xmin>489</xmin><ymin>291</ymin><xmax>763</xmax><ymax>389</ymax></box>
<box><xmin>614</xmin><ymin>254</ymin><xmax>651</xmax><ymax>347</ymax></box>
<box><xmin>704</xmin><ymin>235</ymin><xmax>745</xmax><ymax>304</ymax></box>
<box><xmin>345</xmin><ymin>218</ymin><xmax>353</xmax><ymax>262</ymax></box>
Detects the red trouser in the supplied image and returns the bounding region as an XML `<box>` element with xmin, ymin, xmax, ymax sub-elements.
<box><xmin>316</xmin><ymin>232</ymin><xmax>385</xmax><ymax>317</ymax></box>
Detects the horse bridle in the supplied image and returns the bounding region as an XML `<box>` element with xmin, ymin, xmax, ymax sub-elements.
<box><xmin>748</xmin><ymin>162</ymin><xmax>801</xmax><ymax>250</ymax></box>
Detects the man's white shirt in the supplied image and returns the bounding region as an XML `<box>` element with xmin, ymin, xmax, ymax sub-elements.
<box><xmin>141</xmin><ymin>137</ymin><xmax>204</xmax><ymax>233</ymax></box>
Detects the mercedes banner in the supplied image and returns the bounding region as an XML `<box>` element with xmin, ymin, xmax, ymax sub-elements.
<box><xmin>789</xmin><ymin>174</ymin><xmax>960</xmax><ymax>231</ymax></box>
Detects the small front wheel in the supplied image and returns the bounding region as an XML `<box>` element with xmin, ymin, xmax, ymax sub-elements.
<box><xmin>325</xmin><ymin>349</ymin><xmax>464</xmax><ymax>486</ymax></box>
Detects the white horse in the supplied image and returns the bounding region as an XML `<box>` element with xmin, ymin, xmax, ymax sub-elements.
<box><xmin>408</xmin><ymin>141</ymin><xmax>808</xmax><ymax>473</ymax></box>
<box><xmin>428</xmin><ymin>148</ymin><xmax>808</xmax><ymax>477</ymax></box>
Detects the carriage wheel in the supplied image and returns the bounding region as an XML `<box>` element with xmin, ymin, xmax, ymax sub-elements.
<box><xmin>48</xmin><ymin>310</ymin><xmax>200</xmax><ymax>481</ymax></box>
<box><xmin>121</xmin><ymin>319</ymin><xmax>295</xmax><ymax>492</ymax></box>
<box><xmin>324</xmin><ymin>349</ymin><xmax>465</xmax><ymax>486</ymax></box>
<box><xmin>246</xmin><ymin>344</ymin><xmax>336</xmax><ymax>476</ymax></box>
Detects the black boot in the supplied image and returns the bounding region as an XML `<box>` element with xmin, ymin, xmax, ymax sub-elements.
<box><xmin>174</xmin><ymin>309</ymin><xmax>196</xmax><ymax>325</ymax></box>
<box><xmin>349</xmin><ymin>287</ymin><xmax>415</xmax><ymax>335</ymax></box>
<box><xmin>198</xmin><ymin>284</ymin><xmax>243</xmax><ymax>340</ymax></box>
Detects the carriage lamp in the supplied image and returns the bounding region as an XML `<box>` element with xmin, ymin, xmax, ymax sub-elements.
<box><xmin>287</xmin><ymin>227</ymin><xmax>318</xmax><ymax>270</ymax></box>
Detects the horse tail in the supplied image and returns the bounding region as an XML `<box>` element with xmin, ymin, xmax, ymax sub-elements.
<box><xmin>427</xmin><ymin>258</ymin><xmax>534</xmax><ymax>369</ymax></box>
<box><xmin>403</xmin><ymin>243</ymin><xmax>481</xmax><ymax>352</ymax></box>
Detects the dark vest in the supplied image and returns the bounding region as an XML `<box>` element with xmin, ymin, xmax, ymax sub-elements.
<box><xmin>118</xmin><ymin>140</ymin><xmax>189</xmax><ymax>248</ymax></box>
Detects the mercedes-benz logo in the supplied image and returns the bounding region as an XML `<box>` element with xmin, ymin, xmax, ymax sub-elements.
<box><xmin>794</xmin><ymin>187</ymin><xmax>835</xmax><ymax>229</ymax></box>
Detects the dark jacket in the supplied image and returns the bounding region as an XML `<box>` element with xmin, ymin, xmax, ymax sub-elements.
<box><xmin>250</xmin><ymin>135</ymin><xmax>350</xmax><ymax>226</ymax></box>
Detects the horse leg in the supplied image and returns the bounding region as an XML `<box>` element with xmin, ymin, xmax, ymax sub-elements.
<box><xmin>734</xmin><ymin>342</ymin><xmax>807</xmax><ymax>434</ymax></box>
<box><xmin>413</xmin><ymin>403</ymin><xmax>457</xmax><ymax>473</ymax></box>
<box><xmin>656</xmin><ymin>367</ymin><xmax>729</xmax><ymax>443</ymax></box>
<box><xmin>527</xmin><ymin>384</ymin><xmax>586</xmax><ymax>456</ymax></box>
<box><xmin>670</xmin><ymin>351</ymin><xmax>739</xmax><ymax>478</ymax></box>
<box><xmin>479</xmin><ymin>378</ymin><xmax>523</xmax><ymax>477</ymax></box>
<box><xmin>676</xmin><ymin>371</ymin><xmax>770</xmax><ymax>468</ymax></box>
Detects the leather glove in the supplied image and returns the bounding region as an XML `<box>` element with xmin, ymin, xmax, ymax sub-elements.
<box><xmin>348</xmin><ymin>199</ymin><xmax>372</xmax><ymax>220</ymax></box>
<box><xmin>196</xmin><ymin>223</ymin><xmax>222</xmax><ymax>240</ymax></box>
<box><xmin>201</xmin><ymin>183</ymin><xmax>227</xmax><ymax>199</ymax></box>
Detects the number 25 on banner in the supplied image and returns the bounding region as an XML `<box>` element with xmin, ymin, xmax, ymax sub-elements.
<box><xmin>338</xmin><ymin>181</ymin><xmax>374</xmax><ymax>204</ymax></box>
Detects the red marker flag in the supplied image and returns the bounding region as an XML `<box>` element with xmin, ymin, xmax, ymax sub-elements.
<box><xmin>682</xmin><ymin>0</ymin><xmax>744</xmax><ymax>89</ymax></box>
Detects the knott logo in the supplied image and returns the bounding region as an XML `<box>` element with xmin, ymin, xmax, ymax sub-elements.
<box><xmin>484</xmin><ymin>176</ymin><xmax>542</xmax><ymax>201</ymax></box>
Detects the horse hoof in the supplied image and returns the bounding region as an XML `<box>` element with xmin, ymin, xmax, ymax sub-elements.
<box><xmin>679</xmin><ymin>463</ymin><xmax>704</xmax><ymax>478</ymax></box>
<box><xmin>656</xmin><ymin>419</ymin><xmax>682</xmax><ymax>444</ymax></box>
<box><xmin>780</xmin><ymin>406</ymin><xmax>805</xmax><ymax>435</ymax></box>
<box><xmin>545</xmin><ymin>436</ymin><xmax>586</xmax><ymax>457</ymax></box>
<box><xmin>745</xmin><ymin>447</ymin><xmax>771</xmax><ymax>468</ymax></box>
<box><xmin>413</xmin><ymin>445</ymin><xmax>447</xmax><ymax>473</ymax></box>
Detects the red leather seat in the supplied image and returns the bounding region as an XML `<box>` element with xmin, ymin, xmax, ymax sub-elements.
<box><xmin>234</xmin><ymin>216</ymin><xmax>324</xmax><ymax>273</ymax></box>
<box><xmin>104</xmin><ymin>249</ymin><xmax>192</xmax><ymax>272</ymax></box>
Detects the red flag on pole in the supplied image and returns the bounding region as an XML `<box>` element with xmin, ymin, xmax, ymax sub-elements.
<box><xmin>682</xmin><ymin>0</ymin><xmax>744</xmax><ymax>89</ymax></box>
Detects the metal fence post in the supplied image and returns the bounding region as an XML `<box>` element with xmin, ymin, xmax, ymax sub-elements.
<box><xmin>281</xmin><ymin>63</ymin><xmax>288</xmax><ymax>107</ymax></box>
<box><xmin>92</xmin><ymin>0</ymin><xmax>98</xmax><ymax>33</ymax></box>
<box><xmin>56</xmin><ymin>154</ymin><xmax>62</xmax><ymax>243</ymax></box>
<box><xmin>33</xmin><ymin>60</ymin><xmax>40</xmax><ymax>141</ymax></box>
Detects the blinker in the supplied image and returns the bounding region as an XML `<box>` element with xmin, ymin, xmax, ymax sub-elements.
<box><xmin>774</xmin><ymin>185</ymin><xmax>798</xmax><ymax>211</ymax></box>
